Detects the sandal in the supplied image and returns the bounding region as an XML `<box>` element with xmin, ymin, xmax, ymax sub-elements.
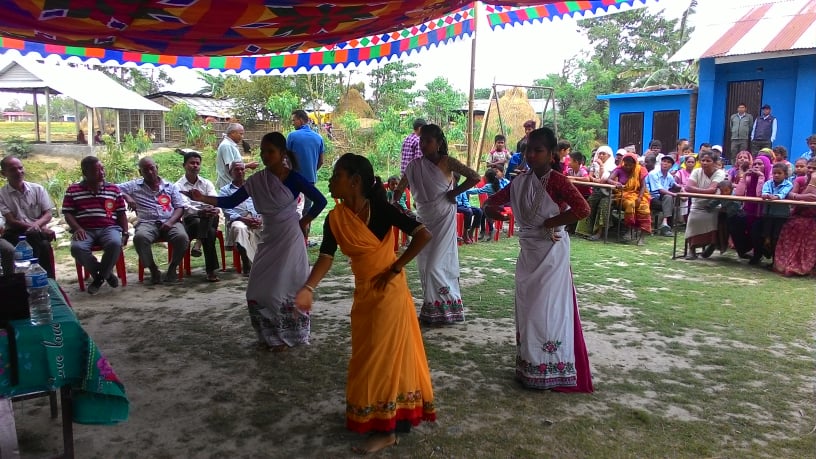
<box><xmin>206</xmin><ymin>273</ymin><xmax>220</xmax><ymax>282</ymax></box>
<box><xmin>190</xmin><ymin>247</ymin><xmax>203</xmax><ymax>257</ymax></box>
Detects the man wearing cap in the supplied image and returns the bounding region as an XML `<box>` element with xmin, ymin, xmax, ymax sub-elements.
<box><xmin>751</xmin><ymin>104</ymin><xmax>776</xmax><ymax>154</ymax></box>
<box><xmin>711</xmin><ymin>145</ymin><xmax>723</xmax><ymax>164</ymax></box>
<box><xmin>729</xmin><ymin>103</ymin><xmax>753</xmax><ymax>163</ymax></box>
<box><xmin>219</xmin><ymin>161</ymin><xmax>261</xmax><ymax>275</ymax></box>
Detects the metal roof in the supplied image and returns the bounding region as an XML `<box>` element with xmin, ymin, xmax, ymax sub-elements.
<box><xmin>671</xmin><ymin>0</ymin><xmax>816</xmax><ymax>62</ymax></box>
<box><xmin>0</xmin><ymin>58</ymin><xmax>168</xmax><ymax>111</ymax></box>
<box><xmin>146</xmin><ymin>92</ymin><xmax>234</xmax><ymax>118</ymax></box>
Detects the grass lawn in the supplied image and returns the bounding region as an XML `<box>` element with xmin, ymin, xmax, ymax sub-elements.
<box><xmin>39</xmin><ymin>223</ymin><xmax>815</xmax><ymax>458</ymax></box>
<box><xmin>0</xmin><ymin>121</ymin><xmax>79</xmax><ymax>142</ymax></box>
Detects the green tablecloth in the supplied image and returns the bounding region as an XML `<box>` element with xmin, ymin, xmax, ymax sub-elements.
<box><xmin>0</xmin><ymin>279</ymin><xmax>129</xmax><ymax>425</ymax></box>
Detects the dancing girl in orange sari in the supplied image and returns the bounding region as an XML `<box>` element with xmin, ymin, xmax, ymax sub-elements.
<box><xmin>295</xmin><ymin>153</ymin><xmax>435</xmax><ymax>455</ymax></box>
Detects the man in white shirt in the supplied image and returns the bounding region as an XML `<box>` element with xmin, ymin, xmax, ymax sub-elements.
<box><xmin>0</xmin><ymin>156</ymin><xmax>56</xmax><ymax>277</ymax></box>
<box><xmin>215</xmin><ymin>123</ymin><xmax>258</xmax><ymax>188</ymax></box>
<box><xmin>175</xmin><ymin>151</ymin><xmax>220</xmax><ymax>282</ymax></box>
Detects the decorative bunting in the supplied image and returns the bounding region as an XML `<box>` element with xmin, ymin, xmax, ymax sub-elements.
<box><xmin>487</xmin><ymin>0</ymin><xmax>657</xmax><ymax>29</ymax></box>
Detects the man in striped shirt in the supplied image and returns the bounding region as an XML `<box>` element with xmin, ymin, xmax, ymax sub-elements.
<box><xmin>62</xmin><ymin>156</ymin><xmax>128</xmax><ymax>294</ymax></box>
<box><xmin>119</xmin><ymin>157</ymin><xmax>188</xmax><ymax>284</ymax></box>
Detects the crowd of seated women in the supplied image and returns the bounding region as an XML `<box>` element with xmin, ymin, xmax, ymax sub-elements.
<box><xmin>683</xmin><ymin>147</ymin><xmax>816</xmax><ymax>277</ymax></box>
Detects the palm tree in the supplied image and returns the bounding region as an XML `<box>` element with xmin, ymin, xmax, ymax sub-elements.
<box><xmin>195</xmin><ymin>72</ymin><xmax>228</xmax><ymax>98</ymax></box>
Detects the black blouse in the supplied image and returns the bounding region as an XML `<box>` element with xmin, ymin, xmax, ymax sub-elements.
<box><xmin>319</xmin><ymin>199</ymin><xmax>422</xmax><ymax>257</ymax></box>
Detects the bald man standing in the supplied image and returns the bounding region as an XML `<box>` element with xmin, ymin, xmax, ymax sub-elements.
<box><xmin>216</xmin><ymin>123</ymin><xmax>258</xmax><ymax>189</ymax></box>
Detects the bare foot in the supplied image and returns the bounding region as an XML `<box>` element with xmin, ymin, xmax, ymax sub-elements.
<box><xmin>351</xmin><ymin>433</ymin><xmax>398</xmax><ymax>455</ymax></box>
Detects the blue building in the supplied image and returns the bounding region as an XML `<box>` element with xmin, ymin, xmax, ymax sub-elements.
<box><xmin>597</xmin><ymin>88</ymin><xmax>696</xmax><ymax>156</ymax></box>
<box><xmin>598</xmin><ymin>0</ymin><xmax>816</xmax><ymax>161</ymax></box>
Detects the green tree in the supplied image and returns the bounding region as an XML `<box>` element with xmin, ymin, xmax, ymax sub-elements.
<box><xmin>266</xmin><ymin>91</ymin><xmax>300</xmax><ymax>129</ymax></box>
<box><xmin>530</xmin><ymin>5</ymin><xmax>695</xmax><ymax>153</ymax></box>
<box><xmin>291</xmin><ymin>74</ymin><xmax>342</xmax><ymax>123</ymax></box>
<box><xmin>367</xmin><ymin>62</ymin><xmax>419</xmax><ymax>115</ymax></box>
<box><xmin>99</xmin><ymin>67</ymin><xmax>174</xmax><ymax>95</ymax></box>
<box><xmin>195</xmin><ymin>72</ymin><xmax>229</xmax><ymax>98</ymax></box>
<box><xmin>474</xmin><ymin>87</ymin><xmax>492</xmax><ymax>99</ymax></box>
<box><xmin>222</xmin><ymin>75</ymin><xmax>291</xmax><ymax>124</ymax></box>
<box><xmin>419</xmin><ymin>77</ymin><xmax>465</xmax><ymax>127</ymax></box>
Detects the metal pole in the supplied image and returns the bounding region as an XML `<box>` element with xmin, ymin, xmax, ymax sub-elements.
<box><xmin>492</xmin><ymin>82</ymin><xmax>505</xmax><ymax>139</ymax></box>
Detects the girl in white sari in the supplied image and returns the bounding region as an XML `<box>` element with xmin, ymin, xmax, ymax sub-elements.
<box><xmin>187</xmin><ymin>132</ymin><xmax>327</xmax><ymax>350</ymax></box>
<box><xmin>485</xmin><ymin>128</ymin><xmax>594</xmax><ymax>392</ymax></box>
<box><xmin>395</xmin><ymin>124</ymin><xmax>480</xmax><ymax>325</ymax></box>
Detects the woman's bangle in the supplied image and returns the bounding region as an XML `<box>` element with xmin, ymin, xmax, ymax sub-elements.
<box><xmin>303</xmin><ymin>284</ymin><xmax>315</xmax><ymax>292</ymax></box>
<box><xmin>391</xmin><ymin>265</ymin><xmax>402</xmax><ymax>274</ymax></box>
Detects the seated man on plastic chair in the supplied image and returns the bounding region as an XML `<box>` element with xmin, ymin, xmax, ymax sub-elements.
<box><xmin>219</xmin><ymin>161</ymin><xmax>261</xmax><ymax>275</ymax></box>
<box><xmin>119</xmin><ymin>157</ymin><xmax>188</xmax><ymax>285</ymax></box>
<box><xmin>62</xmin><ymin>156</ymin><xmax>128</xmax><ymax>294</ymax></box>
<box><xmin>175</xmin><ymin>151</ymin><xmax>221</xmax><ymax>282</ymax></box>
<box><xmin>0</xmin><ymin>155</ymin><xmax>57</xmax><ymax>278</ymax></box>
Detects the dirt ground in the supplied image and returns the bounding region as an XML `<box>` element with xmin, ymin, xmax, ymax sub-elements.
<box><xmin>6</xmin><ymin>258</ymin><xmax>731</xmax><ymax>459</ymax></box>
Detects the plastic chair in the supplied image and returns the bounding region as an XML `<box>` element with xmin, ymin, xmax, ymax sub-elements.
<box><xmin>456</xmin><ymin>212</ymin><xmax>479</xmax><ymax>245</ymax></box>
<box><xmin>478</xmin><ymin>193</ymin><xmax>514</xmax><ymax>241</ymax></box>
<box><xmin>137</xmin><ymin>238</ymin><xmax>185</xmax><ymax>282</ymax></box>
<box><xmin>180</xmin><ymin>229</ymin><xmax>227</xmax><ymax>274</ymax></box>
<box><xmin>75</xmin><ymin>246</ymin><xmax>127</xmax><ymax>291</ymax></box>
<box><xmin>232</xmin><ymin>246</ymin><xmax>244</xmax><ymax>274</ymax></box>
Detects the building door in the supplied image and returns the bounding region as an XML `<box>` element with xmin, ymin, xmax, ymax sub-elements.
<box><xmin>619</xmin><ymin>112</ymin><xmax>643</xmax><ymax>154</ymax></box>
<box><xmin>725</xmin><ymin>80</ymin><xmax>763</xmax><ymax>150</ymax></box>
<box><xmin>652</xmin><ymin>110</ymin><xmax>679</xmax><ymax>155</ymax></box>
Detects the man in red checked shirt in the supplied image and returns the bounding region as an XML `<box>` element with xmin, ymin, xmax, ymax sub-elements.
<box><xmin>62</xmin><ymin>156</ymin><xmax>129</xmax><ymax>294</ymax></box>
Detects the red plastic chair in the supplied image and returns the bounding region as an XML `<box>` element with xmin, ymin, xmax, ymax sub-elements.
<box><xmin>478</xmin><ymin>193</ymin><xmax>515</xmax><ymax>241</ymax></box>
<box><xmin>75</xmin><ymin>246</ymin><xmax>128</xmax><ymax>291</ymax></box>
<box><xmin>455</xmin><ymin>212</ymin><xmax>479</xmax><ymax>245</ymax></box>
<box><xmin>138</xmin><ymin>238</ymin><xmax>184</xmax><ymax>282</ymax></box>
<box><xmin>180</xmin><ymin>229</ymin><xmax>227</xmax><ymax>274</ymax></box>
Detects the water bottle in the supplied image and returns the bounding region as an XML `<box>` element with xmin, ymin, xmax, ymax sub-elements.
<box><xmin>14</xmin><ymin>235</ymin><xmax>34</xmax><ymax>273</ymax></box>
<box><xmin>25</xmin><ymin>258</ymin><xmax>52</xmax><ymax>325</ymax></box>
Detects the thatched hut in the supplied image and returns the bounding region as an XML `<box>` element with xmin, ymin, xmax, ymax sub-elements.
<box><xmin>478</xmin><ymin>87</ymin><xmax>537</xmax><ymax>169</ymax></box>
<box><xmin>335</xmin><ymin>88</ymin><xmax>375</xmax><ymax>119</ymax></box>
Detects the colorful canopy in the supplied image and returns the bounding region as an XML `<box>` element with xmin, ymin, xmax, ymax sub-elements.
<box><xmin>0</xmin><ymin>1</ymin><xmax>658</xmax><ymax>73</ymax></box>
<box><xmin>0</xmin><ymin>7</ymin><xmax>474</xmax><ymax>74</ymax></box>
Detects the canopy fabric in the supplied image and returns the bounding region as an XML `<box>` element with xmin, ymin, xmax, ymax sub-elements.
<box><xmin>0</xmin><ymin>58</ymin><xmax>169</xmax><ymax>111</ymax></box>
<box><xmin>486</xmin><ymin>0</ymin><xmax>656</xmax><ymax>29</ymax></box>
<box><xmin>0</xmin><ymin>6</ymin><xmax>474</xmax><ymax>74</ymax></box>
<box><xmin>0</xmin><ymin>1</ymin><xmax>554</xmax><ymax>57</ymax></box>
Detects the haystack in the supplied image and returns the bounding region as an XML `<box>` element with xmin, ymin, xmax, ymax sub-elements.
<box><xmin>334</xmin><ymin>88</ymin><xmax>374</xmax><ymax>119</ymax></box>
<box><xmin>478</xmin><ymin>87</ymin><xmax>537</xmax><ymax>167</ymax></box>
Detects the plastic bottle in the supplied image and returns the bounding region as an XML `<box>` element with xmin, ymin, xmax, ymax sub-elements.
<box><xmin>25</xmin><ymin>258</ymin><xmax>52</xmax><ymax>325</ymax></box>
<box><xmin>14</xmin><ymin>235</ymin><xmax>34</xmax><ymax>273</ymax></box>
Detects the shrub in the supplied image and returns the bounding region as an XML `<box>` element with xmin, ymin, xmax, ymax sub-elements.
<box><xmin>2</xmin><ymin>135</ymin><xmax>33</xmax><ymax>158</ymax></box>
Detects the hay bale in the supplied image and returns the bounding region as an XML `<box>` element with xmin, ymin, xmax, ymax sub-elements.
<box><xmin>479</xmin><ymin>87</ymin><xmax>537</xmax><ymax>163</ymax></box>
<box><xmin>335</xmin><ymin>88</ymin><xmax>374</xmax><ymax>118</ymax></box>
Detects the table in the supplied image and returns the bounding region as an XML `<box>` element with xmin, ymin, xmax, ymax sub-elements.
<box><xmin>671</xmin><ymin>192</ymin><xmax>816</xmax><ymax>259</ymax></box>
<box><xmin>567</xmin><ymin>177</ymin><xmax>617</xmax><ymax>243</ymax></box>
<box><xmin>0</xmin><ymin>280</ymin><xmax>129</xmax><ymax>458</ymax></box>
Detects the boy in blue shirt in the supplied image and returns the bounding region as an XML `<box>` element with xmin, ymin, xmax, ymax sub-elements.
<box><xmin>749</xmin><ymin>163</ymin><xmax>792</xmax><ymax>265</ymax></box>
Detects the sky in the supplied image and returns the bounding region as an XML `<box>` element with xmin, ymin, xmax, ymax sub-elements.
<box><xmin>0</xmin><ymin>0</ymin><xmax>759</xmax><ymax>108</ymax></box>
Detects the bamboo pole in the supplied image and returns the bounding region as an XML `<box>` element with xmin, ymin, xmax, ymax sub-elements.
<box><xmin>465</xmin><ymin>1</ymin><xmax>480</xmax><ymax>169</ymax></box>
<box><xmin>474</xmin><ymin>84</ymin><xmax>493</xmax><ymax>174</ymax></box>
